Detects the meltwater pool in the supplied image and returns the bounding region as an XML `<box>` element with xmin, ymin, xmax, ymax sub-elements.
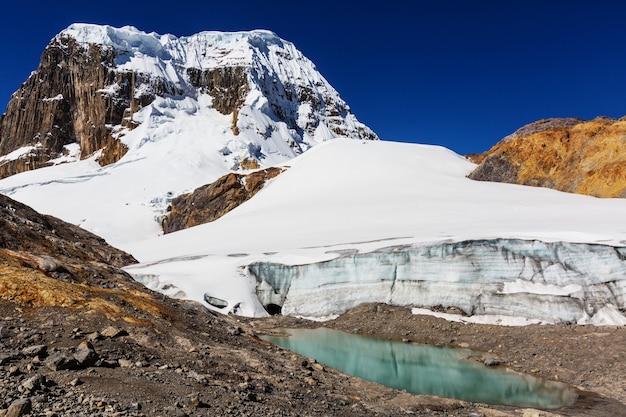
<box><xmin>260</xmin><ymin>327</ymin><xmax>577</xmax><ymax>409</ymax></box>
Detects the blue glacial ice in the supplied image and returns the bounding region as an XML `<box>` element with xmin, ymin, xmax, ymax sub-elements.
<box><xmin>248</xmin><ymin>239</ymin><xmax>626</xmax><ymax>324</ymax></box>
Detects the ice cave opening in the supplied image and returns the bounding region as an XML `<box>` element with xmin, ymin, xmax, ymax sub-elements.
<box><xmin>265</xmin><ymin>303</ymin><xmax>283</xmax><ymax>316</ymax></box>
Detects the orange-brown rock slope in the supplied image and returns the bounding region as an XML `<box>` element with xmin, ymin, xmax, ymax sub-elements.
<box><xmin>468</xmin><ymin>117</ymin><xmax>626</xmax><ymax>198</ymax></box>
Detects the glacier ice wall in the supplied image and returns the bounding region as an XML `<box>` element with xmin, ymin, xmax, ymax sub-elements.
<box><xmin>248</xmin><ymin>239</ymin><xmax>626</xmax><ymax>324</ymax></box>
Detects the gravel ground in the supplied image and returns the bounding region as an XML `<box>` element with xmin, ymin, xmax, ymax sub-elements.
<box><xmin>1</xmin><ymin>299</ymin><xmax>624</xmax><ymax>417</ymax></box>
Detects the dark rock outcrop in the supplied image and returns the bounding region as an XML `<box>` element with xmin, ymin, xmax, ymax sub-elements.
<box><xmin>468</xmin><ymin>116</ymin><xmax>626</xmax><ymax>197</ymax></box>
<box><xmin>187</xmin><ymin>66</ymin><xmax>249</xmax><ymax>115</ymax></box>
<box><xmin>162</xmin><ymin>167</ymin><xmax>284</xmax><ymax>233</ymax></box>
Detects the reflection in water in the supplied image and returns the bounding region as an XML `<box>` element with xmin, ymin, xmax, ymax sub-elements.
<box><xmin>260</xmin><ymin>328</ymin><xmax>577</xmax><ymax>409</ymax></box>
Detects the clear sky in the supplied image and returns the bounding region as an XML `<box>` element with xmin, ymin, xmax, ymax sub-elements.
<box><xmin>1</xmin><ymin>0</ymin><xmax>625</xmax><ymax>155</ymax></box>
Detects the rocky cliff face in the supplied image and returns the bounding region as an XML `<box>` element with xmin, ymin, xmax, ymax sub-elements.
<box><xmin>468</xmin><ymin>117</ymin><xmax>626</xmax><ymax>198</ymax></box>
<box><xmin>0</xmin><ymin>35</ymin><xmax>133</xmax><ymax>178</ymax></box>
<box><xmin>0</xmin><ymin>24</ymin><xmax>377</xmax><ymax>180</ymax></box>
<box><xmin>162</xmin><ymin>167</ymin><xmax>284</xmax><ymax>233</ymax></box>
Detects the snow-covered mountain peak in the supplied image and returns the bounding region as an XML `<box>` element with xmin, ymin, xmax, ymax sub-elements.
<box><xmin>62</xmin><ymin>22</ymin><xmax>377</xmax><ymax>160</ymax></box>
<box><xmin>55</xmin><ymin>23</ymin><xmax>330</xmax><ymax>100</ymax></box>
<box><xmin>61</xmin><ymin>23</ymin><xmax>148</xmax><ymax>45</ymax></box>
<box><xmin>58</xmin><ymin>24</ymin><xmax>285</xmax><ymax>70</ymax></box>
<box><xmin>0</xmin><ymin>23</ymin><xmax>376</xmax><ymax>181</ymax></box>
<box><xmin>60</xmin><ymin>23</ymin><xmax>281</xmax><ymax>47</ymax></box>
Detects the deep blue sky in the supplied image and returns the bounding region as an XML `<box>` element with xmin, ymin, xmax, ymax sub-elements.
<box><xmin>1</xmin><ymin>1</ymin><xmax>625</xmax><ymax>155</ymax></box>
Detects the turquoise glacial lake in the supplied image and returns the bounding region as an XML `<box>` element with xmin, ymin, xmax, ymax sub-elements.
<box><xmin>260</xmin><ymin>327</ymin><xmax>578</xmax><ymax>409</ymax></box>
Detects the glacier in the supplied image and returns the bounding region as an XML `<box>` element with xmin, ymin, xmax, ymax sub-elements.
<box><xmin>115</xmin><ymin>139</ymin><xmax>626</xmax><ymax>325</ymax></box>
<box><xmin>249</xmin><ymin>239</ymin><xmax>626</xmax><ymax>325</ymax></box>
